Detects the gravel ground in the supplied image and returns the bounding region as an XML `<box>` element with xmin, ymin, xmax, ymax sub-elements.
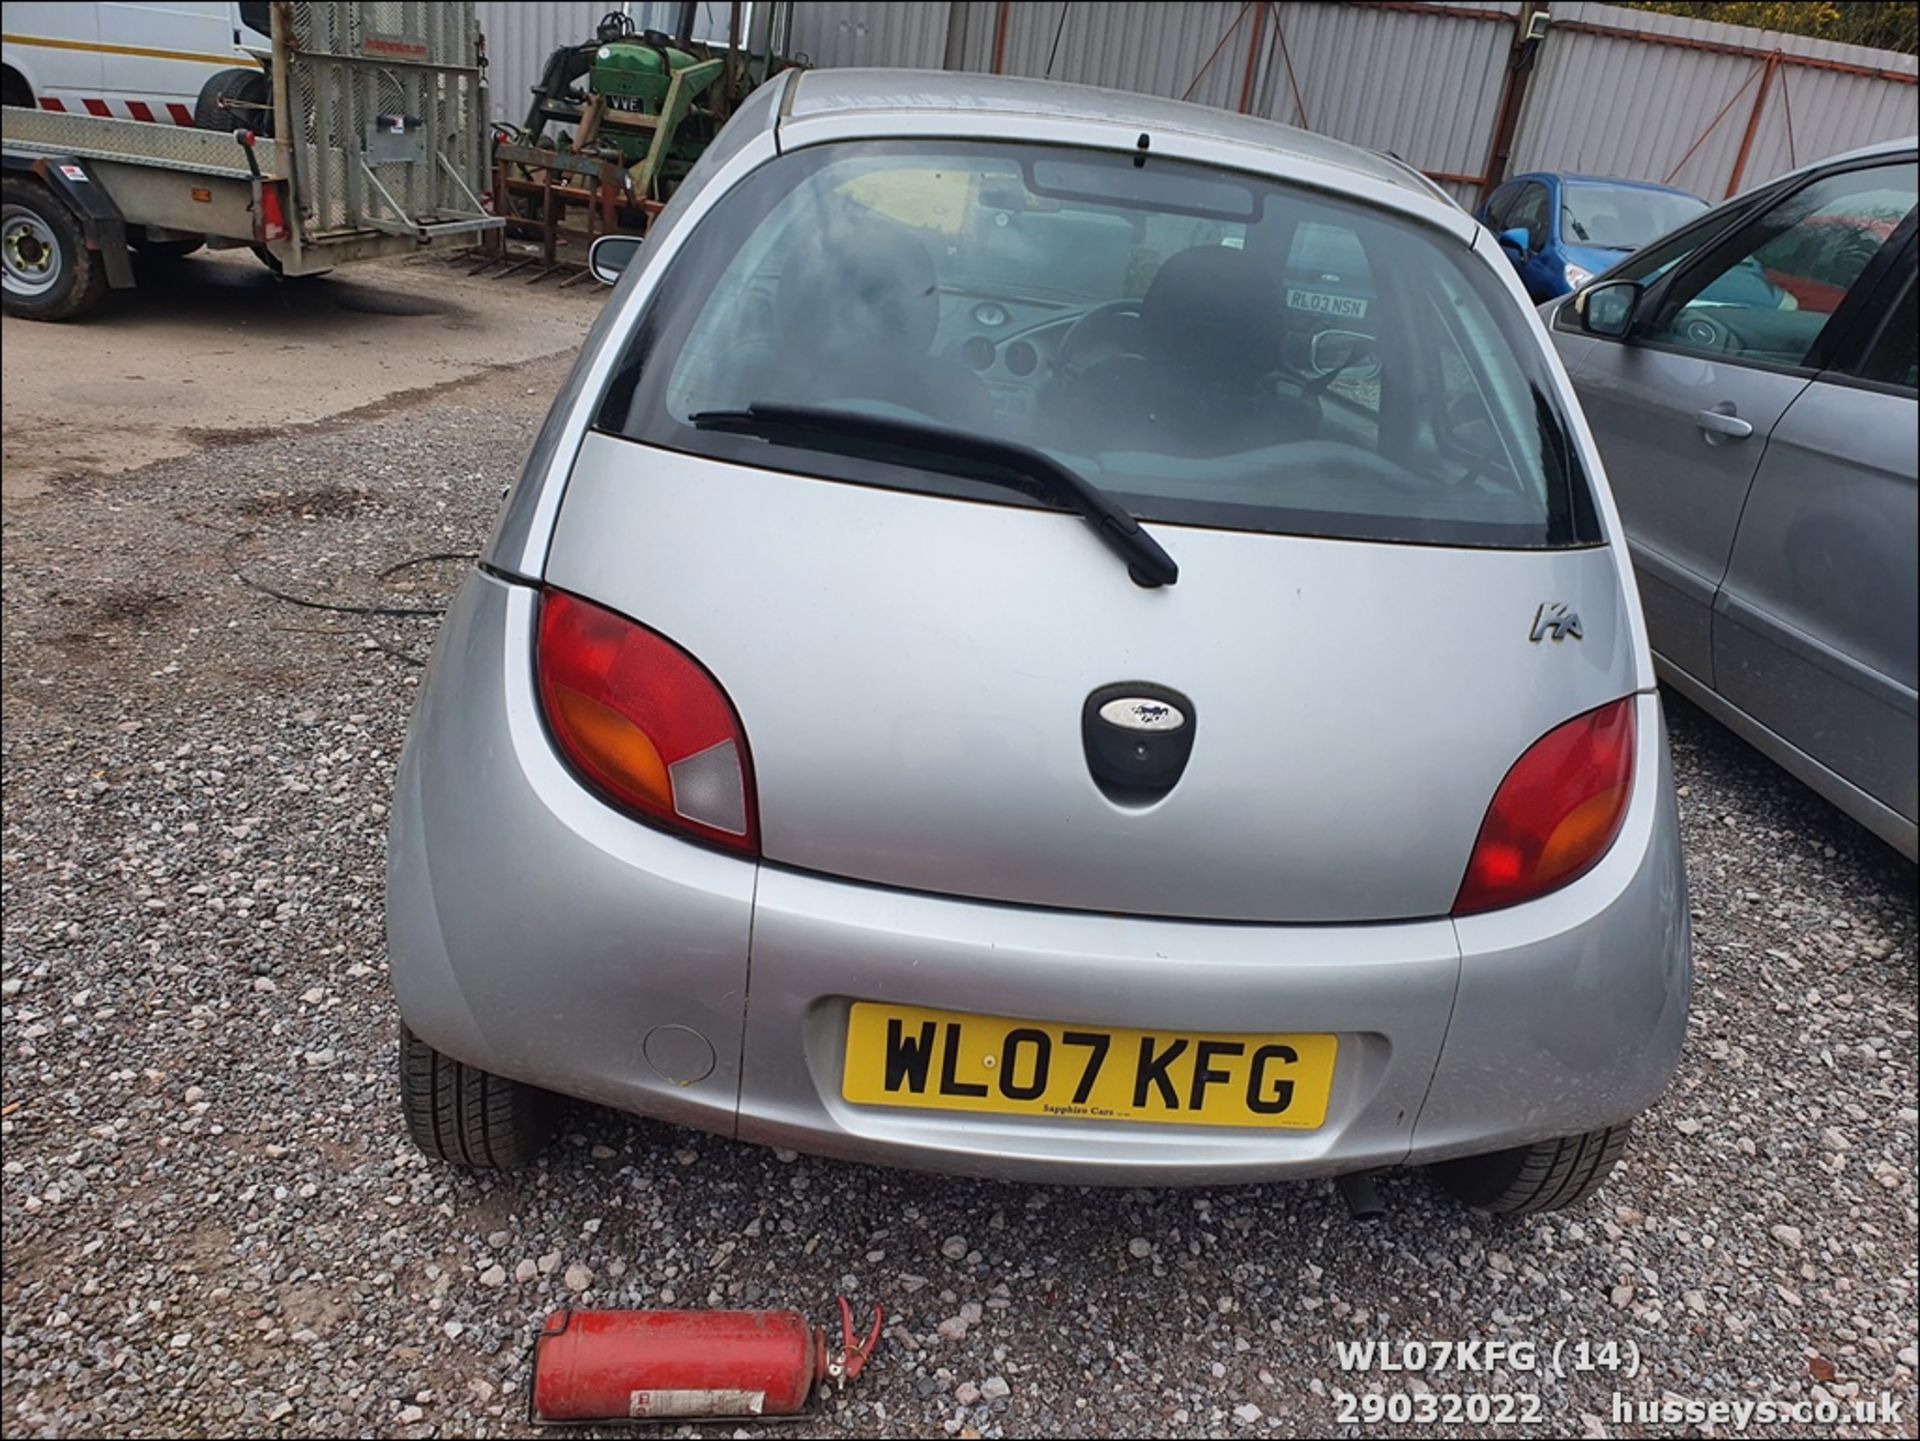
<box><xmin>2</xmin><ymin>352</ymin><xmax>1916</xmax><ymax>1439</ymax></box>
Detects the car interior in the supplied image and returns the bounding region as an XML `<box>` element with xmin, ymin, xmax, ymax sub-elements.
<box><xmin>648</xmin><ymin>147</ymin><xmax>1587</xmax><ymax>543</ymax></box>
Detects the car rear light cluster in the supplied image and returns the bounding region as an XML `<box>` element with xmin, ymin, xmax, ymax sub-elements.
<box><xmin>1453</xmin><ymin>697</ymin><xmax>1636</xmax><ymax>915</ymax></box>
<box><xmin>536</xmin><ymin>590</ymin><xmax>758</xmax><ymax>855</ymax></box>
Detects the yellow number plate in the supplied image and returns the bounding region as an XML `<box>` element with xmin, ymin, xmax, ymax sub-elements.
<box><xmin>841</xmin><ymin>1004</ymin><xmax>1337</xmax><ymax>1130</ymax></box>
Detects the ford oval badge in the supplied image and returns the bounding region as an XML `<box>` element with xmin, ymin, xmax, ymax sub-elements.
<box><xmin>1084</xmin><ymin>683</ymin><xmax>1197</xmax><ymax>796</ymax></box>
<box><xmin>1098</xmin><ymin>696</ymin><xmax>1187</xmax><ymax>732</ymax></box>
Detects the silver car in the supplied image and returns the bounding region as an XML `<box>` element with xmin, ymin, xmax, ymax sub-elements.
<box><xmin>386</xmin><ymin>71</ymin><xmax>1690</xmax><ymax>1216</ymax></box>
<box><xmin>1548</xmin><ymin>138</ymin><xmax>1917</xmax><ymax>860</ymax></box>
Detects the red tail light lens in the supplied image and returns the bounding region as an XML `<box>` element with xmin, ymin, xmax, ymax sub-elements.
<box><xmin>259</xmin><ymin>179</ymin><xmax>287</xmax><ymax>241</ymax></box>
<box><xmin>536</xmin><ymin>590</ymin><xmax>757</xmax><ymax>856</ymax></box>
<box><xmin>1453</xmin><ymin>697</ymin><xmax>1636</xmax><ymax>915</ymax></box>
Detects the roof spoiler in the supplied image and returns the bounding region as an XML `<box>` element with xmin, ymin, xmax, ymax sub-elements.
<box><xmin>1375</xmin><ymin>149</ymin><xmax>1466</xmax><ymax>213</ymax></box>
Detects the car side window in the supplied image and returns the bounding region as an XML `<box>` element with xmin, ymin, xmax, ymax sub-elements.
<box><xmin>1484</xmin><ymin>181</ymin><xmax>1521</xmax><ymax>229</ymax></box>
<box><xmin>1552</xmin><ymin>193</ymin><xmax>1749</xmax><ymax>334</ymax></box>
<box><xmin>1640</xmin><ymin>162</ymin><xmax>1918</xmax><ymax>368</ymax></box>
<box><xmin>1603</xmin><ymin>205</ymin><xmax>1745</xmax><ymax>288</ymax></box>
<box><xmin>1506</xmin><ymin>184</ymin><xmax>1549</xmax><ymax>250</ymax></box>
<box><xmin>1849</xmin><ymin>273</ymin><xmax>1918</xmax><ymax>390</ymax></box>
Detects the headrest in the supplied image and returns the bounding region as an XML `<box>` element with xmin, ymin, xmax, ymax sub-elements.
<box><xmin>1138</xmin><ymin>244</ymin><xmax>1286</xmax><ymax>381</ymax></box>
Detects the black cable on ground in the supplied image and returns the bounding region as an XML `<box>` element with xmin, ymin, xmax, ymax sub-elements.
<box><xmin>220</xmin><ymin>532</ymin><xmax>461</xmax><ymax>617</ymax></box>
<box><xmin>377</xmin><ymin>550</ymin><xmax>478</xmax><ymax>578</ymax></box>
<box><xmin>231</xmin><ymin>568</ymin><xmax>447</xmax><ymax>617</ymax></box>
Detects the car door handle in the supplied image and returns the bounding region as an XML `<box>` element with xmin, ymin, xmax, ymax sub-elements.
<box><xmin>1695</xmin><ymin>407</ymin><xmax>1754</xmax><ymax>440</ymax></box>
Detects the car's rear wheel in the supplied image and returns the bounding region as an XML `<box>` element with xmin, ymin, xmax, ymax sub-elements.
<box><xmin>1430</xmin><ymin>1123</ymin><xmax>1631</xmax><ymax>1215</ymax></box>
<box><xmin>399</xmin><ymin>1021</ymin><xmax>556</xmax><ymax>1168</ymax></box>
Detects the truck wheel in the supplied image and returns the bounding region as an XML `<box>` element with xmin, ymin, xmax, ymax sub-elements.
<box><xmin>399</xmin><ymin>1021</ymin><xmax>556</xmax><ymax>1169</ymax></box>
<box><xmin>1430</xmin><ymin>1124</ymin><xmax>1632</xmax><ymax>1215</ymax></box>
<box><xmin>194</xmin><ymin>67</ymin><xmax>272</xmax><ymax>134</ymax></box>
<box><xmin>2</xmin><ymin>67</ymin><xmax>31</xmax><ymax>110</ymax></box>
<box><xmin>2</xmin><ymin>179</ymin><xmax>108</xmax><ymax>321</ymax></box>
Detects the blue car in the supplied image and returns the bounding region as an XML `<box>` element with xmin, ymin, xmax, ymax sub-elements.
<box><xmin>1477</xmin><ymin>172</ymin><xmax>1709</xmax><ymax>302</ymax></box>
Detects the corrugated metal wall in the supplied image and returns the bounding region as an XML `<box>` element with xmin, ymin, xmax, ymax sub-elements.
<box><xmin>788</xmin><ymin>1</ymin><xmax>1519</xmax><ymax>204</ymax></box>
<box><xmin>1243</xmin><ymin>2</ymin><xmax>1517</xmax><ymax>206</ymax></box>
<box><xmin>787</xmin><ymin>0</ymin><xmax>951</xmax><ymax>69</ymax></box>
<box><xmin>481</xmin><ymin>1</ymin><xmax>1918</xmax><ymax>202</ymax></box>
<box><xmin>1515</xmin><ymin>2</ymin><xmax>1919</xmax><ymax>199</ymax></box>
<box><xmin>960</xmin><ymin>1</ymin><xmax>1261</xmax><ymax>114</ymax></box>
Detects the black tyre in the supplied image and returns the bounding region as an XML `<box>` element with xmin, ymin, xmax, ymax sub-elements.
<box><xmin>1430</xmin><ymin>1124</ymin><xmax>1632</xmax><ymax>1215</ymax></box>
<box><xmin>1</xmin><ymin>178</ymin><xmax>108</xmax><ymax>321</ymax></box>
<box><xmin>399</xmin><ymin>1021</ymin><xmax>555</xmax><ymax>1169</ymax></box>
<box><xmin>194</xmin><ymin>66</ymin><xmax>272</xmax><ymax>134</ymax></box>
<box><xmin>2</xmin><ymin>67</ymin><xmax>32</xmax><ymax>110</ymax></box>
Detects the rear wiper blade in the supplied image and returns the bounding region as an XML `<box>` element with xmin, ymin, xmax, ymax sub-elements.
<box><xmin>690</xmin><ymin>403</ymin><xmax>1178</xmax><ymax>588</ymax></box>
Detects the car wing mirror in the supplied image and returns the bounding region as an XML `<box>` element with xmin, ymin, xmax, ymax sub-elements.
<box><xmin>1498</xmin><ymin>226</ymin><xmax>1531</xmax><ymax>258</ymax></box>
<box><xmin>589</xmin><ymin>233</ymin><xmax>643</xmax><ymax>286</ymax></box>
<box><xmin>1578</xmin><ymin>279</ymin><xmax>1642</xmax><ymax>339</ymax></box>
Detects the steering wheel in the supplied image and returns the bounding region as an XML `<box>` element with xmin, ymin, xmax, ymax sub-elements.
<box><xmin>1053</xmin><ymin>300</ymin><xmax>1145</xmax><ymax>381</ymax></box>
<box><xmin>1676</xmin><ymin>310</ymin><xmax>1731</xmax><ymax>352</ymax></box>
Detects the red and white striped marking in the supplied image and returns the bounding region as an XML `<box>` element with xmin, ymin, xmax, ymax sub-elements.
<box><xmin>39</xmin><ymin>96</ymin><xmax>195</xmax><ymax>125</ymax></box>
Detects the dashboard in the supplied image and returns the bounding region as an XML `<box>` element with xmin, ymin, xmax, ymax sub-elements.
<box><xmin>934</xmin><ymin>291</ymin><xmax>1082</xmax><ymax>421</ymax></box>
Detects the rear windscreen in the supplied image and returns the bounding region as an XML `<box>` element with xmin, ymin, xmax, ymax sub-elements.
<box><xmin>597</xmin><ymin>140</ymin><xmax>1600</xmax><ymax>549</ymax></box>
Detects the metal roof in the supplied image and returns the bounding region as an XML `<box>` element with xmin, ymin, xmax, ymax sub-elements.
<box><xmin>783</xmin><ymin>68</ymin><xmax>1440</xmax><ymax>201</ymax></box>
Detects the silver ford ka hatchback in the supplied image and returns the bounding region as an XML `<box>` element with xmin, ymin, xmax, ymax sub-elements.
<box><xmin>387</xmin><ymin>71</ymin><xmax>1691</xmax><ymax>1216</ymax></box>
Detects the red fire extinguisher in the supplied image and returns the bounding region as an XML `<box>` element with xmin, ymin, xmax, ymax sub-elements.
<box><xmin>530</xmin><ymin>1296</ymin><xmax>885</xmax><ymax>1423</ymax></box>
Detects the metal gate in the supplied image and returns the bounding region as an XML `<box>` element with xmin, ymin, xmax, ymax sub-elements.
<box><xmin>280</xmin><ymin>0</ymin><xmax>493</xmax><ymax>239</ymax></box>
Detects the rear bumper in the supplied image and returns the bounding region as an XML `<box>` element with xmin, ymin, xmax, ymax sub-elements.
<box><xmin>388</xmin><ymin>572</ymin><xmax>1690</xmax><ymax>1186</ymax></box>
<box><xmin>738</xmin><ymin>868</ymin><xmax>1458</xmax><ymax>1184</ymax></box>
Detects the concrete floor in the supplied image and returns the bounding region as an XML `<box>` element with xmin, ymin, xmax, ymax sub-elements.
<box><xmin>1</xmin><ymin>247</ymin><xmax>602</xmax><ymax>500</ymax></box>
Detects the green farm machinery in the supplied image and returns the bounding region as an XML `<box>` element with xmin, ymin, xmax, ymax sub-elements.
<box><xmin>484</xmin><ymin>4</ymin><xmax>794</xmax><ymax>275</ymax></box>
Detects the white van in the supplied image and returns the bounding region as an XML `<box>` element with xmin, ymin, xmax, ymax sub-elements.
<box><xmin>2</xmin><ymin>2</ymin><xmax>271</xmax><ymax>126</ymax></box>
